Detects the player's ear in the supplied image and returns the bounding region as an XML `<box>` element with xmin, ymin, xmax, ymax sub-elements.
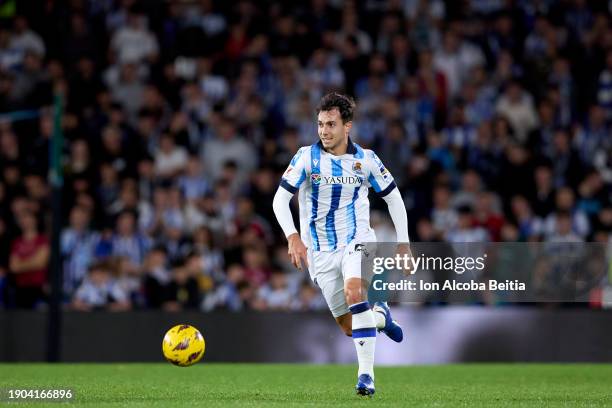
<box><xmin>344</xmin><ymin>121</ymin><xmax>352</xmax><ymax>135</ymax></box>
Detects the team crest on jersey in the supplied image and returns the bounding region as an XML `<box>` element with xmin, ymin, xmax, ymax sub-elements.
<box><xmin>311</xmin><ymin>173</ymin><xmax>322</xmax><ymax>185</ymax></box>
<box><xmin>352</xmin><ymin>161</ymin><xmax>362</xmax><ymax>174</ymax></box>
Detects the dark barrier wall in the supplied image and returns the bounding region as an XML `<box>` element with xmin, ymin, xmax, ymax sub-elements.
<box><xmin>2</xmin><ymin>308</ymin><xmax>612</xmax><ymax>363</ymax></box>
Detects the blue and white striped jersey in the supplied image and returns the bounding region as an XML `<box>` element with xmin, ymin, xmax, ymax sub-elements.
<box><xmin>280</xmin><ymin>139</ymin><xmax>396</xmax><ymax>252</ymax></box>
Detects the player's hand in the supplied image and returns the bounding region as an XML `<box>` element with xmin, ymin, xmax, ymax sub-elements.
<box><xmin>287</xmin><ymin>233</ymin><xmax>309</xmax><ymax>271</ymax></box>
<box><xmin>397</xmin><ymin>243</ymin><xmax>414</xmax><ymax>276</ymax></box>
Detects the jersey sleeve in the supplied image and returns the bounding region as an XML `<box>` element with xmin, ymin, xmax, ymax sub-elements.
<box><xmin>280</xmin><ymin>147</ymin><xmax>308</xmax><ymax>194</ymax></box>
<box><xmin>366</xmin><ymin>150</ymin><xmax>397</xmax><ymax>197</ymax></box>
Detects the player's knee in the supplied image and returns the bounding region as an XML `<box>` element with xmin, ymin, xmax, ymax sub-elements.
<box><xmin>341</xmin><ymin>323</ymin><xmax>352</xmax><ymax>337</ymax></box>
<box><xmin>345</xmin><ymin>291</ymin><xmax>362</xmax><ymax>306</ymax></box>
<box><xmin>344</xmin><ymin>280</ymin><xmax>364</xmax><ymax>305</ymax></box>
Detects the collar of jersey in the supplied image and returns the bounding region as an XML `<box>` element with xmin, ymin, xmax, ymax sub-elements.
<box><xmin>316</xmin><ymin>138</ymin><xmax>357</xmax><ymax>156</ymax></box>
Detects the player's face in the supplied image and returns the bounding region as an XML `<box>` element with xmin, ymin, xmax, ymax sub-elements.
<box><xmin>317</xmin><ymin>108</ymin><xmax>351</xmax><ymax>152</ymax></box>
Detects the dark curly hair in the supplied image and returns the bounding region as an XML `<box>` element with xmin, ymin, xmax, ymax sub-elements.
<box><xmin>316</xmin><ymin>92</ymin><xmax>356</xmax><ymax>123</ymax></box>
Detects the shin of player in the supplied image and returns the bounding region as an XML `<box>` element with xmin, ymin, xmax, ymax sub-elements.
<box><xmin>345</xmin><ymin>279</ymin><xmax>377</xmax><ymax>379</ymax></box>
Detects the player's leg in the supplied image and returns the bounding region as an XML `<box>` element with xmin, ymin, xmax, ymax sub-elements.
<box><xmin>310</xmin><ymin>247</ymin><xmax>375</xmax><ymax>395</ymax></box>
<box><xmin>335</xmin><ymin>313</ymin><xmax>352</xmax><ymax>337</ymax></box>
<box><xmin>331</xmin><ymin>299</ymin><xmax>403</xmax><ymax>341</ymax></box>
<box><xmin>373</xmin><ymin>301</ymin><xmax>403</xmax><ymax>342</ymax></box>
<box><xmin>343</xmin><ymin>240</ymin><xmax>377</xmax><ymax>395</ymax></box>
<box><xmin>307</xmin><ymin>249</ymin><xmax>352</xmax><ymax>333</ymax></box>
<box><xmin>350</xmin><ymin>235</ymin><xmax>404</xmax><ymax>343</ymax></box>
<box><xmin>333</xmin><ymin>309</ymin><xmax>389</xmax><ymax>337</ymax></box>
<box><xmin>344</xmin><ymin>277</ymin><xmax>376</xmax><ymax>396</ymax></box>
<box><xmin>331</xmin><ymin>298</ymin><xmax>389</xmax><ymax>337</ymax></box>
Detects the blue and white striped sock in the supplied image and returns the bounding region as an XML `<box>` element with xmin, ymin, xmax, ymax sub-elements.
<box><xmin>350</xmin><ymin>301</ymin><xmax>376</xmax><ymax>378</ymax></box>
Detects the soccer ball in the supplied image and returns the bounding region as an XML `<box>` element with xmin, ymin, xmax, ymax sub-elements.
<box><xmin>162</xmin><ymin>324</ymin><xmax>206</xmax><ymax>367</ymax></box>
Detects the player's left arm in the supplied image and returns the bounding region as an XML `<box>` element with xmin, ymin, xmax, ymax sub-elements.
<box><xmin>366</xmin><ymin>151</ymin><xmax>409</xmax><ymax>242</ymax></box>
<box><xmin>367</xmin><ymin>151</ymin><xmax>412</xmax><ymax>271</ymax></box>
<box><xmin>381</xmin><ymin>188</ymin><xmax>410</xmax><ymax>244</ymax></box>
<box><xmin>382</xmin><ymin>188</ymin><xmax>413</xmax><ymax>274</ymax></box>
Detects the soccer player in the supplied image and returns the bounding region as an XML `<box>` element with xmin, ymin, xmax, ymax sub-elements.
<box><xmin>272</xmin><ymin>92</ymin><xmax>410</xmax><ymax>396</ymax></box>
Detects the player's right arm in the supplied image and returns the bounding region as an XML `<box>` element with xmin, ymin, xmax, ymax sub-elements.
<box><xmin>272</xmin><ymin>147</ymin><xmax>309</xmax><ymax>270</ymax></box>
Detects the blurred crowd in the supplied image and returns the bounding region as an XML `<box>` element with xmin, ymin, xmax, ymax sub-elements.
<box><xmin>0</xmin><ymin>0</ymin><xmax>610</xmax><ymax>310</ymax></box>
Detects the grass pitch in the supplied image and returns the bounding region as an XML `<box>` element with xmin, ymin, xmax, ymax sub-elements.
<box><xmin>0</xmin><ymin>363</ymin><xmax>610</xmax><ymax>407</ymax></box>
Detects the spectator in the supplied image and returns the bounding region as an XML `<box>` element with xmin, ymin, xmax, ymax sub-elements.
<box><xmin>11</xmin><ymin>50</ymin><xmax>49</xmax><ymax>108</ymax></box>
<box><xmin>528</xmin><ymin>99</ymin><xmax>557</xmax><ymax>156</ymax></box>
<box><xmin>472</xmin><ymin>192</ymin><xmax>505</xmax><ymax>241</ymax></box>
<box><xmin>446</xmin><ymin>206</ymin><xmax>489</xmax><ymax>243</ymax></box>
<box><xmin>110</xmin><ymin>9</ymin><xmax>159</xmax><ymax>64</ymax></box>
<box><xmin>593</xmin><ymin>142</ymin><xmax>612</xmax><ymax>184</ymax></box>
<box><xmin>573</xmin><ymin>105</ymin><xmax>609</xmax><ymax>164</ymax></box>
<box><xmin>61</xmin><ymin>206</ymin><xmax>98</xmax><ymax>296</ymax></box>
<box><xmin>163</xmin><ymin>265</ymin><xmax>200</xmax><ymax>311</ymax></box>
<box><xmin>10</xmin><ymin>16</ymin><xmax>45</xmax><ymax>57</ymax></box>
<box><xmin>529</xmin><ymin>165</ymin><xmax>556</xmax><ymax>218</ymax></box>
<box><xmin>162</xmin><ymin>185</ymin><xmax>188</xmax><ymax>234</ymax></box>
<box><xmin>183</xmin><ymin>0</ymin><xmax>227</xmax><ymax>37</ymax></box>
<box><xmin>544</xmin><ymin>129</ymin><xmax>583</xmax><ymax>188</ymax></box>
<box><xmin>451</xmin><ymin>171</ymin><xmax>483</xmax><ymax>210</ymax></box>
<box><xmin>0</xmin><ymin>128</ymin><xmax>21</xmax><ymax>168</ymax></box>
<box><xmin>98</xmin><ymin>163</ymin><xmax>120</xmax><ymax>213</ymax></box>
<box><xmin>201</xmin><ymin>118</ymin><xmax>257</xmax><ymax>186</ymax></box>
<box><xmin>597</xmin><ymin>51</ymin><xmax>612</xmax><ymax>119</ymax></box>
<box><xmin>7</xmin><ymin>210</ymin><xmax>48</xmax><ymax>308</ymax></box>
<box><xmin>431</xmin><ymin>186</ymin><xmax>458</xmax><ymax>236</ymax></box>
<box><xmin>189</xmin><ymin>226</ymin><xmax>223</xmax><ymax>275</ymax></box>
<box><xmin>111</xmin><ymin>210</ymin><xmax>151</xmax><ymax>267</ymax></box>
<box><xmin>510</xmin><ymin>195</ymin><xmax>544</xmax><ymax>241</ymax></box>
<box><xmin>291</xmin><ymin>280</ymin><xmax>327</xmax><ymax>312</ymax></box>
<box><xmin>115</xmin><ymin>256</ymin><xmax>144</xmax><ymax>306</ymax></box>
<box><xmin>467</xmin><ymin>121</ymin><xmax>503</xmax><ymax>188</ymax></box>
<box><xmin>433</xmin><ymin>29</ymin><xmax>485</xmax><ymax>99</ymax></box>
<box><xmin>441</xmin><ymin>103</ymin><xmax>477</xmax><ymax>150</ymax></box>
<box><xmin>258</xmin><ymin>269</ymin><xmax>292</xmax><ymax>310</ymax></box>
<box><xmin>106</xmin><ymin>61</ymin><xmax>146</xmax><ymax>120</ymax></box>
<box><xmin>546</xmin><ymin>211</ymin><xmax>584</xmax><ymax>243</ymax></box>
<box><xmin>142</xmin><ymin>246</ymin><xmax>171</xmax><ymax>308</ymax></box>
<box><xmin>202</xmin><ymin>264</ymin><xmax>246</xmax><ymax>312</ymax></box>
<box><xmin>336</xmin><ymin>9</ymin><xmax>372</xmax><ymax>55</ymax></box>
<box><xmin>495</xmin><ymin>81</ymin><xmax>539</xmax><ymax>143</ymax></box>
<box><xmin>72</xmin><ymin>261</ymin><xmax>131</xmax><ymax>311</ymax></box>
<box><xmin>184</xmin><ymin>192</ymin><xmax>226</xmax><ymax>240</ymax></box>
<box><xmin>0</xmin><ymin>219</ymin><xmax>10</xmax><ymax>307</ymax></box>
<box><xmin>576</xmin><ymin>171</ymin><xmax>607</xmax><ymax>222</ymax></box>
<box><xmin>542</xmin><ymin>187</ymin><xmax>590</xmax><ymax>239</ymax></box>
<box><xmin>242</xmin><ymin>246</ymin><xmax>271</xmax><ymax>288</ymax></box>
<box><xmin>154</xmin><ymin>134</ymin><xmax>189</xmax><ymax>180</ymax></box>
<box><xmin>178</xmin><ymin>156</ymin><xmax>209</xmax><ymax>203</ymax></box>
<box><xmin>304</xmin><ymin>48</ymin><xmax>345</xmax><ymax>99</ymax></box>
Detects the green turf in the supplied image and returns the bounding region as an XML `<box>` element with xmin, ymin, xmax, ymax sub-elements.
<box><xmin>0</xmin><ymin>363</ymin><xmax>610</xmax><ymax>407</ymax></box>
